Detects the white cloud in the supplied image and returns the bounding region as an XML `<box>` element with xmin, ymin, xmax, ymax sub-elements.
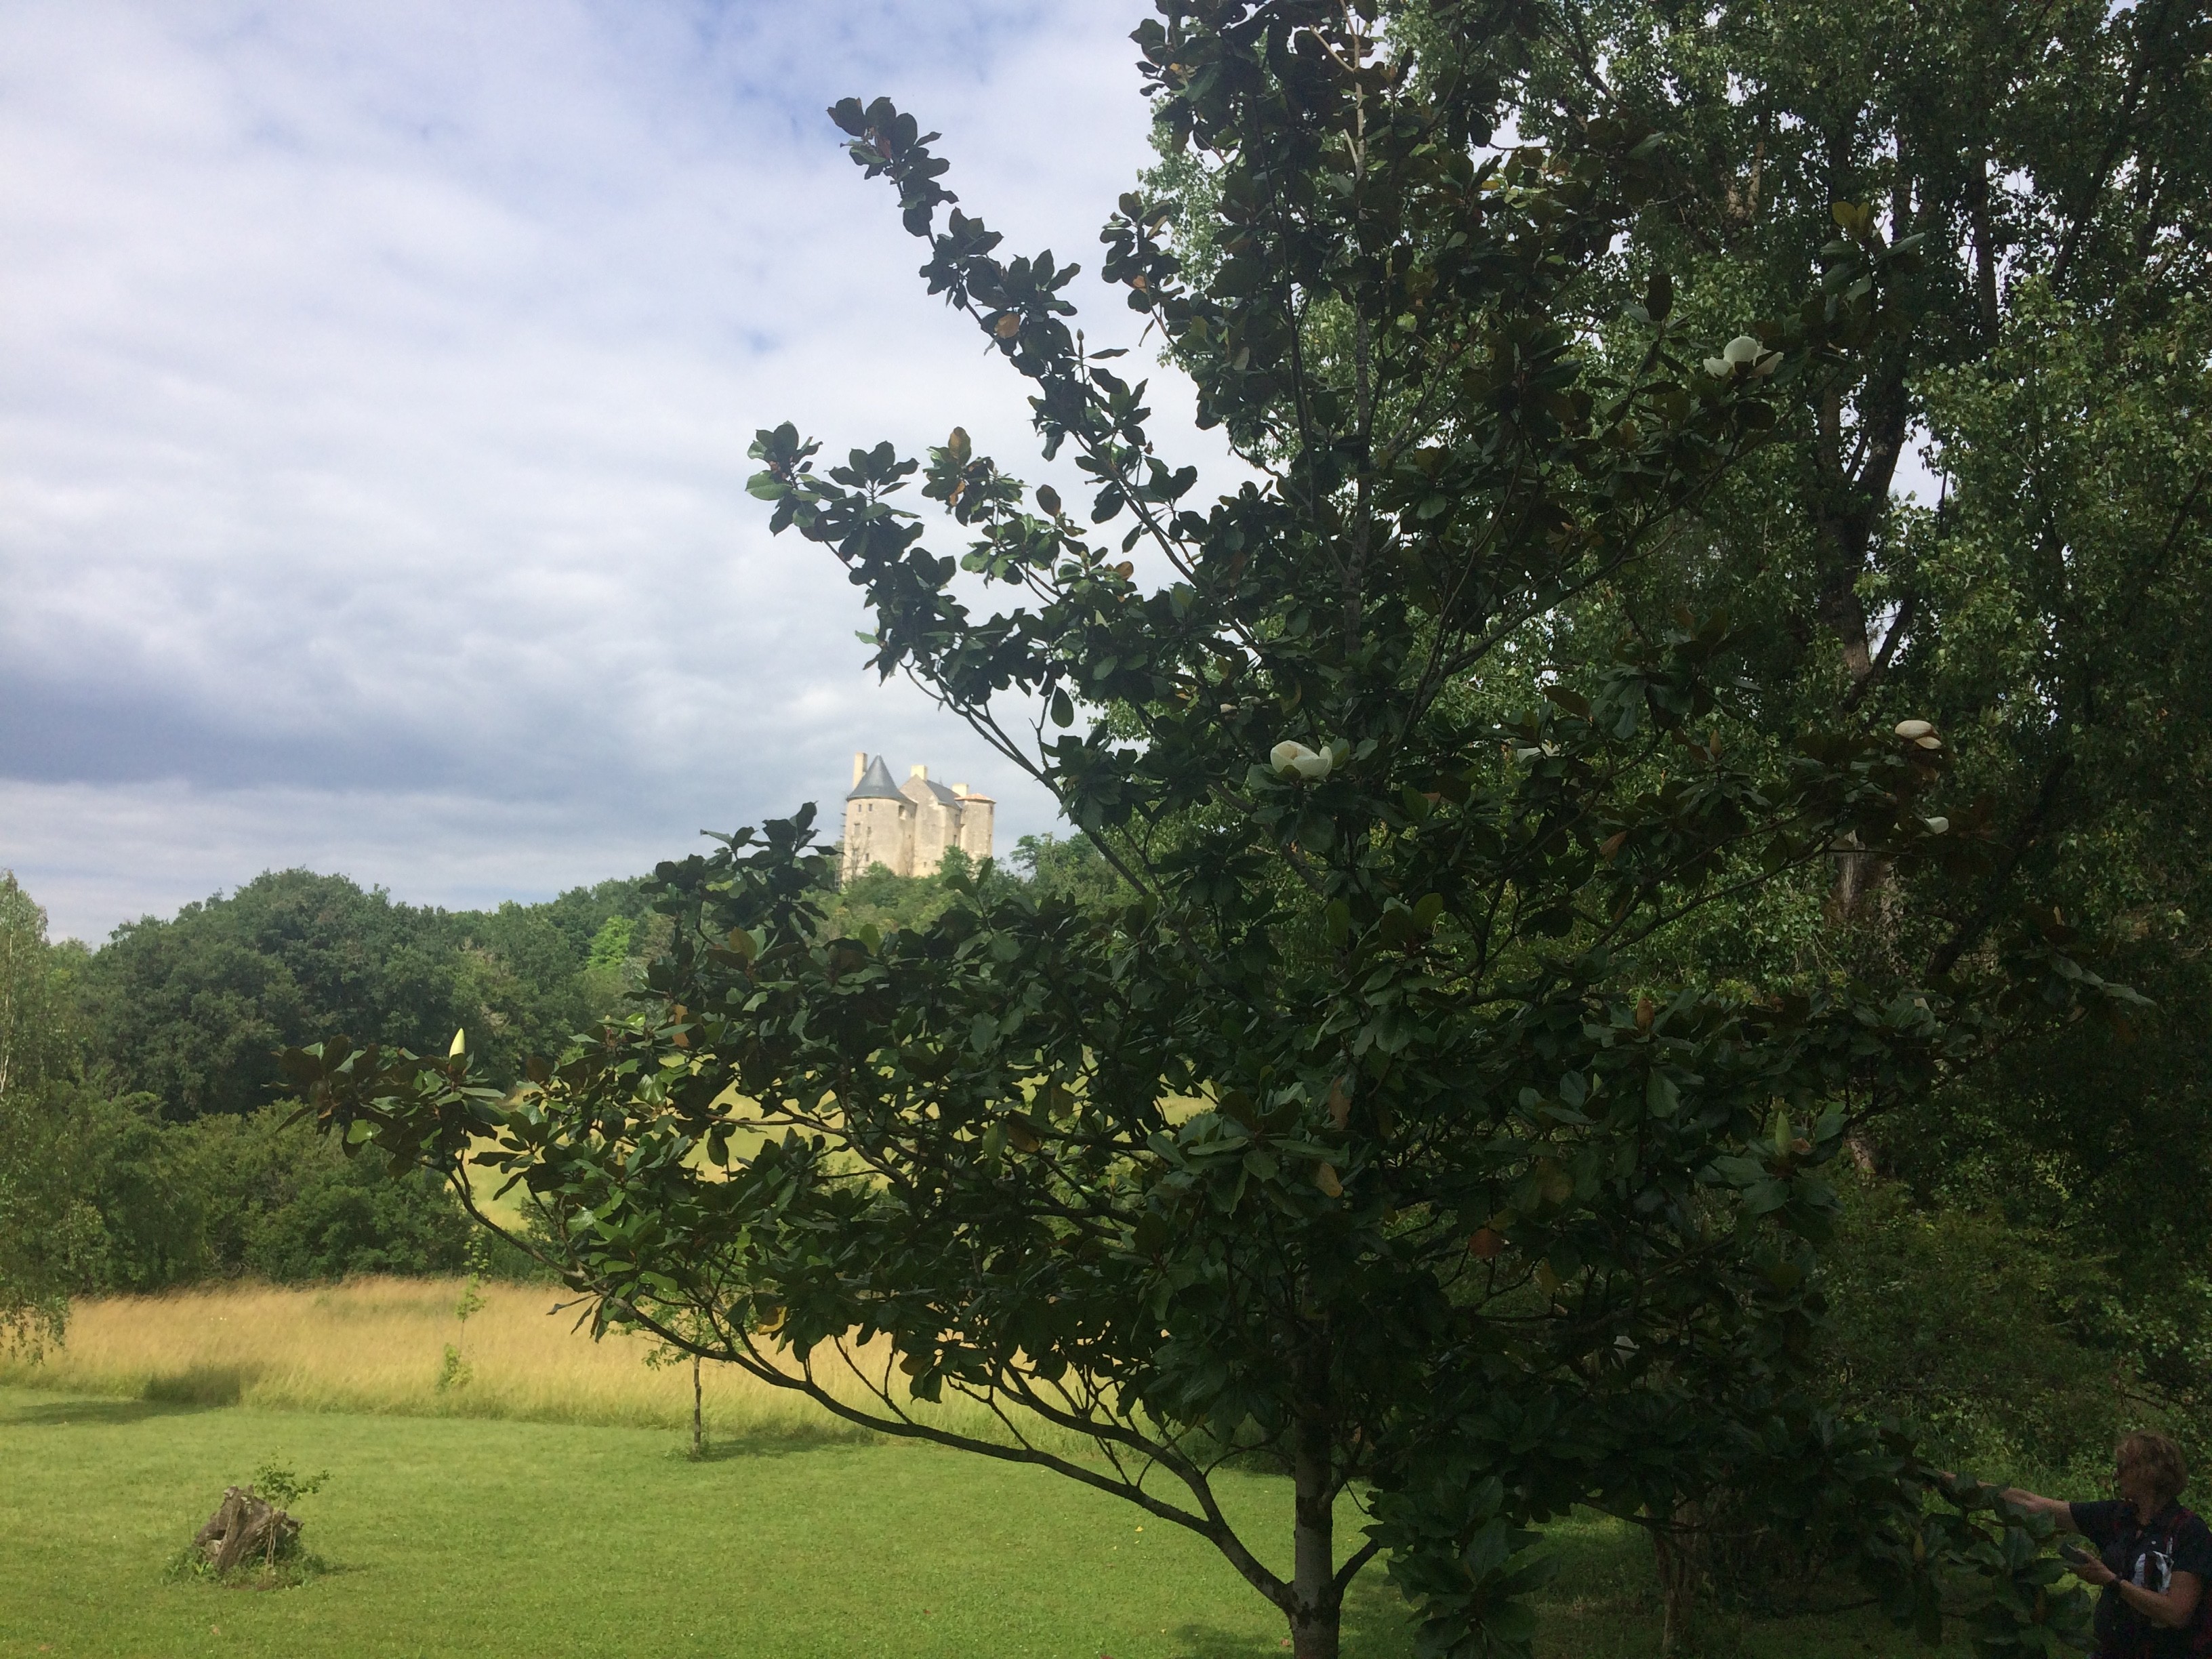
<box><xmin>0</xmin><ymin>0</ymin><xmax>1233</xmax><ymax>940</ymax></box>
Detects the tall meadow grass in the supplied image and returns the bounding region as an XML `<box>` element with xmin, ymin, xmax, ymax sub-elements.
<box><xmin>0</xmin><ymin>1278</ymin><xmax>1095</xmax><ymax>1456</ymax></box>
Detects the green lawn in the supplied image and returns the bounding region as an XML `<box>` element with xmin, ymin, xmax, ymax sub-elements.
<box><xmin>0</xmin><ymin>1387</ymin><xmax>1947</xmax><ymax>1658</ymax></box>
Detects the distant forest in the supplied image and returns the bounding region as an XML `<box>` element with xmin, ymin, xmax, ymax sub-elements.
<box><xmin>0</xmin><ymin>835</ymin><xmax>1120</xmax><ymax>1303</ymax></box>
<box><xmin>76</xmin><ymin>832</ymin><xmax>1120</xmax><ymax>1119</ymax></box>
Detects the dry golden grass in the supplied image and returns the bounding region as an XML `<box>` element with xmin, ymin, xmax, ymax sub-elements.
<box><xmin>0</xmin><ymin>1278</ymin><xmax>1085</xmax><ymax>1452</ymax></box>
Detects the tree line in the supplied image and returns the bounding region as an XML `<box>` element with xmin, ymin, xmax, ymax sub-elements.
<box><xmin>0</xmin><ymin>839</ymin><xmax>1109</xmax><ymax>1335</ymax></box>
<box><xmin>0</xmin><ymin>867</ymin><xmax>651</xmax><ymax>1332</ymax></box>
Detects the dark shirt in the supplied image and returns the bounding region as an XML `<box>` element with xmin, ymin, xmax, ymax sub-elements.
<box><xmin>2070</xmin><ymin>1499</ymin><xmax>2212</xmax><ymax>1659</ymax></box>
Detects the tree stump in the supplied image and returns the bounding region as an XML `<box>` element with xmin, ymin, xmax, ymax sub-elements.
<box><xmin>194</xmin><ymin>1486</ymin><xmax>300</xmax><ymax>1575</ymax></box>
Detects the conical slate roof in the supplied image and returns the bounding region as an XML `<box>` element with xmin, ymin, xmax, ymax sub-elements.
<box><xmin>846</xmin><ymin>755</ymin><xmax>905</xmax><ymax>801</ymax></box>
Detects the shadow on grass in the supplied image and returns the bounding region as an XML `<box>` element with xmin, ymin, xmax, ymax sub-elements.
<box><xmin>166</xmin><ymin>1553</ymin><xmax>368</xmax><ymax>1593</ymax></box>
<box><xmin>1343</xmin><ymin>1573</ymin><xmax>1420</xmax><ymax>1656</ymax></box>
<box><xmin>9</xmin><ymin>1362</ymin><xmax>262</xmax><ymax>1421</ymax></box>
<box><xmin>1163</xmin><ymin>1570</ymin><xmax>1419</xmax><ymax>1659</ymax></box>
<box><xmin>3</xmin><ymin>1396</ymin><xmax>228</xmax><ymax>1428</ymax></box>
<box><xmin>667</xmin><ymin>1431</ymin><xmax>878</xmax><ymax>1464</ymax></box>
<box><xmin>1164</xmin><ymin>1517</ymin><xmax>1654</xmax><ymax>1659</ymax></box>
<box><xmin>1162</xmin><ymin>1630</ymin><xmax>1282</xmax><ymax>1658</ymax></box>
<box><xmin>142</xmin><ymin>1363</ymin><xmax>260</xmax><ymax>1406</ymax></box>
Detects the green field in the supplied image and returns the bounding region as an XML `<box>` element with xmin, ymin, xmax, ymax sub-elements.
<box><xmin>1</xmin><ymin>1386</ymin><xmax>1960</xmax><ymax>1658</ymax></box>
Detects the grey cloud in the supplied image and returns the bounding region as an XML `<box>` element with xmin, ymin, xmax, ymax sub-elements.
<box><xmin>3</xmin><ymin>1</ymin><xmax>1231</xmax><ymax>939</ymax></box>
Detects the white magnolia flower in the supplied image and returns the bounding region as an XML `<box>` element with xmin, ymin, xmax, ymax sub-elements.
<box><xmin>1923</xmin><ymin>817</ymin><xmax>1950</xmax><ymax>834</ymax></box>
<box><xmin>1707</xmin><ymin>333</ymin><xmax>1780</xmax><ymax>378</ymax></box>
<box><xmin>1893</xmin><ymin>719</ymin><xmax>1935</xmax><ymax>740</ymax></box>
<box><xmin>1271</xmin><ymin>740</ymin><xmax>1332</xmax><ymax>780</ymax></box>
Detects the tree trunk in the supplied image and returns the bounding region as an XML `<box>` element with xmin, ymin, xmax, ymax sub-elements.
<box><xmin>1969</xmin><ymin>151</ymin><xmax>2002</xmax><ymax>344</ymax></box>
<box><xmin>691</xmin><ymin>1353</ymin><xmax>704</xmax><ymax>1458</ymax></box>
<box><xmin>1287</xmin><ymin>1351</ymin><xmax>1341</xmax><ymax>1659</ymax></box>
<box><xmin>1825</xmin><ymin>832</ymin><xmax>1893</xmax><ymax>927</ymax></box>
<box><xmin>1650</xmin><ymin>1504</ymin><xmax>1703</xmax><ymax>1656</ymax></box>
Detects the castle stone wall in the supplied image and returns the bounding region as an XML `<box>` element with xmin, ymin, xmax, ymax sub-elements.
<box><xmin>956</xmin><ymin>797</ymin><xmax>994</xmax><ymax>863</ymax></box>
<box><xmin>841</xmin><ymin>754</ymin><xmax>994</xmax><ymax>880</ymax></box>
<box><xmin>840</xmin><ymin>794</ymin><xmax>912</xmax><ymax>882</ymax></box>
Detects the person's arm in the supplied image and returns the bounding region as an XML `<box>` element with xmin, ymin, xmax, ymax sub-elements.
<box><xmin>2068</xmin><ymin>1559</ymin><xmax>2203</xmax><ymax>1630</ymax></box>
<box><xmin>1999</xmin><ymin>1488</ymin><xmax>2079</xmax><ymax>1533</ymax></box>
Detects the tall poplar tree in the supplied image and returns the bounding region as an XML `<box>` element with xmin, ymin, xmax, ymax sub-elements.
<box><xmin>1450</xmin><ymin>0</ymin><xmax>2212</xmax><ymax>1403</ymax></box>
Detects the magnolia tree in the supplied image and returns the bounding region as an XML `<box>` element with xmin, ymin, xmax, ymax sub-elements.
<box><xmin>287</xmin><ymin>5</ymin><xmax>2133</xmax><ymax>1654</ymax></box>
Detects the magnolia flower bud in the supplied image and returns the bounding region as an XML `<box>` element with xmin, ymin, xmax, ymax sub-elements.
<box><xmin>1893</xmin><ymin>719</ymin><xmax>1935</xmax><ymax>740</ymax></box>
<box><xmin>1271</xmin><ymin>740</ymin><xmax>1332</xmax><ymax>780</ymax></box>
<box><xmin>1923</xmin><ymin>817</ymin><xmax>1950</xmax><ymax>834</ymax></box>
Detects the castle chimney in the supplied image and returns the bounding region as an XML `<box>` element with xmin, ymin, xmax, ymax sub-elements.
<box><xmin>853</xmin><ymin>752</ymin><xmax>866</xmax><ymax>785</ymax></box>
<box><xmin>951</xmin><ymin>782</ymin><xmax>969</xmax><ymax>798</ymax></box>
<box><xmin>910</xmin><ymin>764</ymin><xmax>928</xmax><ymax>780</ymax></box>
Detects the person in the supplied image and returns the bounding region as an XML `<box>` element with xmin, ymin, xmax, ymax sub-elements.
<box><xmin>2003</xmin><ymin>1432</ymin><xmax>2212</xmax><ymax>1659</ymax></box>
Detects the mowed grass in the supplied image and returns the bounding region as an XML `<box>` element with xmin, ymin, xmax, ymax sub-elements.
<box><xmin>0</xmin><ymin>1385</ymin><xmax>1417</xmax><ymax>1659</ymax></box>
<box><xmin>1</xmin><ymin>1286</ymin><xmax>1967</xmax><ymax>1656</ymax></box>
<box><xmin>1</xmin><ymin>1387</ymin><xmax>1963</xmax><ymax>1659</ymax></box>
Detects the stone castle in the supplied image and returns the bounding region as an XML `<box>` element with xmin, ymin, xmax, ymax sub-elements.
<box><xmin>841</xmin><ymin>754</ymin><xmax>995</xmax><ymax>880</ymax></box>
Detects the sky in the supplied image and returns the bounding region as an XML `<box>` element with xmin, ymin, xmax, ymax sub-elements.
<box><xmin>1</xmin><ymin>0</ymin><xmax>1241</xmax><ymax>941</ymax></box>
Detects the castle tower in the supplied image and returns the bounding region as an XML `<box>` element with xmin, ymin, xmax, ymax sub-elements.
<box><xmin>841</xmin><ymin>754</ymin><xmax>994</xmax><ymax>880</ymax></box>
<box><xmin>951</xmin><ymin>781</ymin><xmax>995</xmax><ymax>863</ymax></box>
<box><xmin>842</xmin><ymin>754</ymin><xmax>914</xmax><ymax>881</ymax></box>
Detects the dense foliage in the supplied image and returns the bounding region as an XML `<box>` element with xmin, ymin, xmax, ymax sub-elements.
<box><xmin>1469</xmin><ymin>0</ymin><xmax>2212</xmax><ymax>1444</ymax></box>
<box><xmin>1814</xmin><ymin>1175</ymin><xmax>2133</xmax><ymax>1482</ymax></box>
<box><xmin>1158</xmin><ymin>0</ymin><xmax>2212</xmax><ymax>1568</ymax></box>
<box><xmin>821</xmin><ymin>834</ymin><xmax>1129</xmax><ymax>940</ymax></box>
<box><xmin>47</xmin><ymin>1093</ymin><xmax>493</xmax><ymax>1291</ymax></box>
<box><xmin>77</xmin><ymin>869</ymin><xmax>657</xmax><ymax>1119</ymax></box>
<box><xmin>0</xmin><ymin>842</ymin><xmax>1130</xmax><ymax>1322</ymax></box>
<box><xmin>1</xmin><ymin>875</ymin><xmax>95</xmax><ymax>1349</ymax></box>
<box><xmin>0</xmin><ymin>869</ymin><xmax>660</xmax><ymax>1331</ymax></box>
